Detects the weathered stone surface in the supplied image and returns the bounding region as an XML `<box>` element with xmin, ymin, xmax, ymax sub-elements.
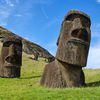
<box><xmin>41</xmin><ymin>59</ymin><xmax>85</xmax><ymax>88</ymax></box>
<box><xmin>0</xmin><ymin>36</ymin><xmax>22</xmax><ymax>78</ymax></box>
<box><xmin>40</xmin><ymin>10</ymin><xmax>91</xmax><ymax>88</ymax></box>
<box><xmin>56</xmin><ymin>10</ymin><xmax>91</xmax><ymax>67</ymax></box>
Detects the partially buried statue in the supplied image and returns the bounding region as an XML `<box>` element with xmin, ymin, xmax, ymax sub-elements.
<box><xmin>0</xmin><ymin>37</ymin><xmax>22</xmax><ymax>78</ymax></box>
<box><xmin>40</xmin><ymin>10</ymin><xmax>91</xmax><ymax>88</ymax></box>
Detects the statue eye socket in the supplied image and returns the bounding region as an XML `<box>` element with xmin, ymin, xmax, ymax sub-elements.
<box><xmin>15</xmin><ymin>44</ymin><xmax>22</xmax><ymax>52</ymax></box>
<box><xmin>71</xmin><ymin>29</ymin><xmax>89</xmax><ymax>42</ymax></box>
<box><xmin>3</xmin><ymin>41</ymin><xmax>12</xmax><ymax>47</ymax></box>
<box><xmin>15</xmin><ymin>44</ymin><xmax>21</xmax><ymax>48</ymax></box>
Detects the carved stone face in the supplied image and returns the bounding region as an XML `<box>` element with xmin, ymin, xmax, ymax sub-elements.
<box><xmin>56</xmin><ymin>10</ymin><xmax>91</xmax><ymax>67</ymax></box>
<box><xmin>1</xmin><ymin>37</ymin><xmax>22</xmax><ymax>68</ymax></box>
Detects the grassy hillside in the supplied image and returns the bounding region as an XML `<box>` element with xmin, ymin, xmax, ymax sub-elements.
<box><xmin>0</xmin><ymin>53</ymin><xmax>100</xmax><ymax>100</ymax></box>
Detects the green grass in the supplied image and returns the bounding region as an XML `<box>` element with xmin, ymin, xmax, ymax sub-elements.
<box><xmin>0</xmin><ymin>53</ymin><xmax>100</xmax><ymax>100</ymax></box>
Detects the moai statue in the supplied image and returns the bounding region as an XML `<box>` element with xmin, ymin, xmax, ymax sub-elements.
<box><xmin>40</xmin><ymin>10</ymin><xmax>91</xmax><ymax>88</ymax></box>
<box><xmin>33</xmin><ymin>51</ymin><xmax>39</xmax><ymax>61</ymax></box>
<box><xmin>0</xmin><ymin>37</ymin><xmax>22</xmax><ymax>78</ymax></box>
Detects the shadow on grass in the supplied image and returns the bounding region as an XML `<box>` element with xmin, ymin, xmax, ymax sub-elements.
<box><xmin>86</xmin><ymin>81</ymin><xmax>100</xmax><ymax>87</ymax></box>
<box><xmin>20</xmin><ymin>75</ymin><xmax>41</xmax><ymax>79</ymax></box>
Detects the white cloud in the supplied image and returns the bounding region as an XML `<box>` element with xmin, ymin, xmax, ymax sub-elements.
<box><xmin>97</xmin><ymin>0</ymin><xmax>100</xmax><ymax>3</ymax></box>
<box><xmin>0</xmin><ymin>0</ymin><xmax>53</xmax><ymax>26</ymax></box>
<box><xmin>41</xmin><ymin>6</ymin><xmax>49</xmax><ymax>19</ymax></box>
<box><xmin>0</xmin><ymin>0</ymin><xmax>19</xmax><ymax>26</ymax></box>
<box><xmin>87</xmin><ymin>46</ymin><xmax>100</xmax><ymax>69</ymax></box>
<box><xmin>0</xmin><ymin>7</ymin><xmax>11</xmax><ymax>26</ymax></box>
<box><xmin>32</xmin><ymin>0</ymin><xmax>52</xmax><ymax>4</ymax></box>
<box><xmin>91</xmin><ymin>23</ymin><xmax>100</xmax><ymax>38</ymax></box>
<box><xmin>86</xmin><ymin>23</ymin><xmax>100</xmax><ymax>69</ymax></box>
<box><xmin>5</xmin><ymin>0</ymin><xmax>14</xmax><ymax>7</ymax></box>
<box><xmin>14</xmin><ymin>14</ymin><xmax>23</xmax><ymax>17</ymax></box>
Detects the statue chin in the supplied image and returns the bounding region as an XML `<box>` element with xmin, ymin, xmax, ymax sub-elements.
<box><xmin>56</xmin><ymin>41</ymin><xmax>89</xmax><ymax>67</ymax></box>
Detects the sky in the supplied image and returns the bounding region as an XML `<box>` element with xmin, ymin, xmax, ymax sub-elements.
<box><xmin>0</xmin><ymin>0</ymin><xmax>100</xmax><ymax>69</ymax></box>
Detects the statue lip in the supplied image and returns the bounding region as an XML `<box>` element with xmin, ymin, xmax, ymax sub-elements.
<box><xmin>68</xmin><ymin>39</ymin><xmax>89</xmax><ymax>46</ymax></box>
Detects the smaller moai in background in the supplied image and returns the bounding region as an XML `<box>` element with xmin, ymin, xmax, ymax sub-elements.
<box><xmin>0</xmin><ymin>36</ymin><xmax>22</xmax><ymax>78</ymax></box>
<box><xmin>33</xmin><ymin>50</ymin><xmax>39</xmax><ymax>61</ymax></box>
<box><xmin>40</xmin><ymin>10</ymin><xmax>91</xmax><ymax>88</ymax></box>
<box><xmin>33</xmin><ymin>53</ymin><xmax>39</xmax><ymax>61</ymax></box>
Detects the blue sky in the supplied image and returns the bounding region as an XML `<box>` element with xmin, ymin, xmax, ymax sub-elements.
<box><xmin>0</xmin><ymin>0</ymin><xmax>100</xmax><ymax>69</ymax></box>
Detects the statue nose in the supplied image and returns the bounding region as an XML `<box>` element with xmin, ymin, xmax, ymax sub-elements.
<box><xmin>9</xmin><ymin>44</ymin><xmax>15</xmax><ymax>56</ymax></box>
<box><xmin>5</xmin><ymin>44</ymin><xmax>16</xmax><ymax>63</ymax></box>
<box><xmin>71</xmin><ymin>29</ymin><xmax>88</xmax><ymax>42</ymax></box>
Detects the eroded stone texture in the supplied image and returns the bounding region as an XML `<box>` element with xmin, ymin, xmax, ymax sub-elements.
<box><xmin>0</xmin><ymin>36</ymin><xmax>22</xmax><ymax>78</ymax></box>
<box><xmin>41</xmin><ymin>60</ymin><xmax>85</xmax><ymax>87</ymax></box>
<box><xmin>56</xmin><ymin>10</ymin><xmax>91</xmax><ymax>67</ymax></box>
<box><xmin>40</xmin><ymin>10</ymin><xmax>91</xmax><ymax>88</ymax></box>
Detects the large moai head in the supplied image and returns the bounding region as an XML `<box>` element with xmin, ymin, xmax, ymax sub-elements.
<box><xmin>56</xmin><ymin>10</ymin><xmax>91</xmax><ymax>67</ymax></box>
<box><xmin>0</xmin><ymin>36</ymin><xmax>22</xmax><ymax>77</ymax></box>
